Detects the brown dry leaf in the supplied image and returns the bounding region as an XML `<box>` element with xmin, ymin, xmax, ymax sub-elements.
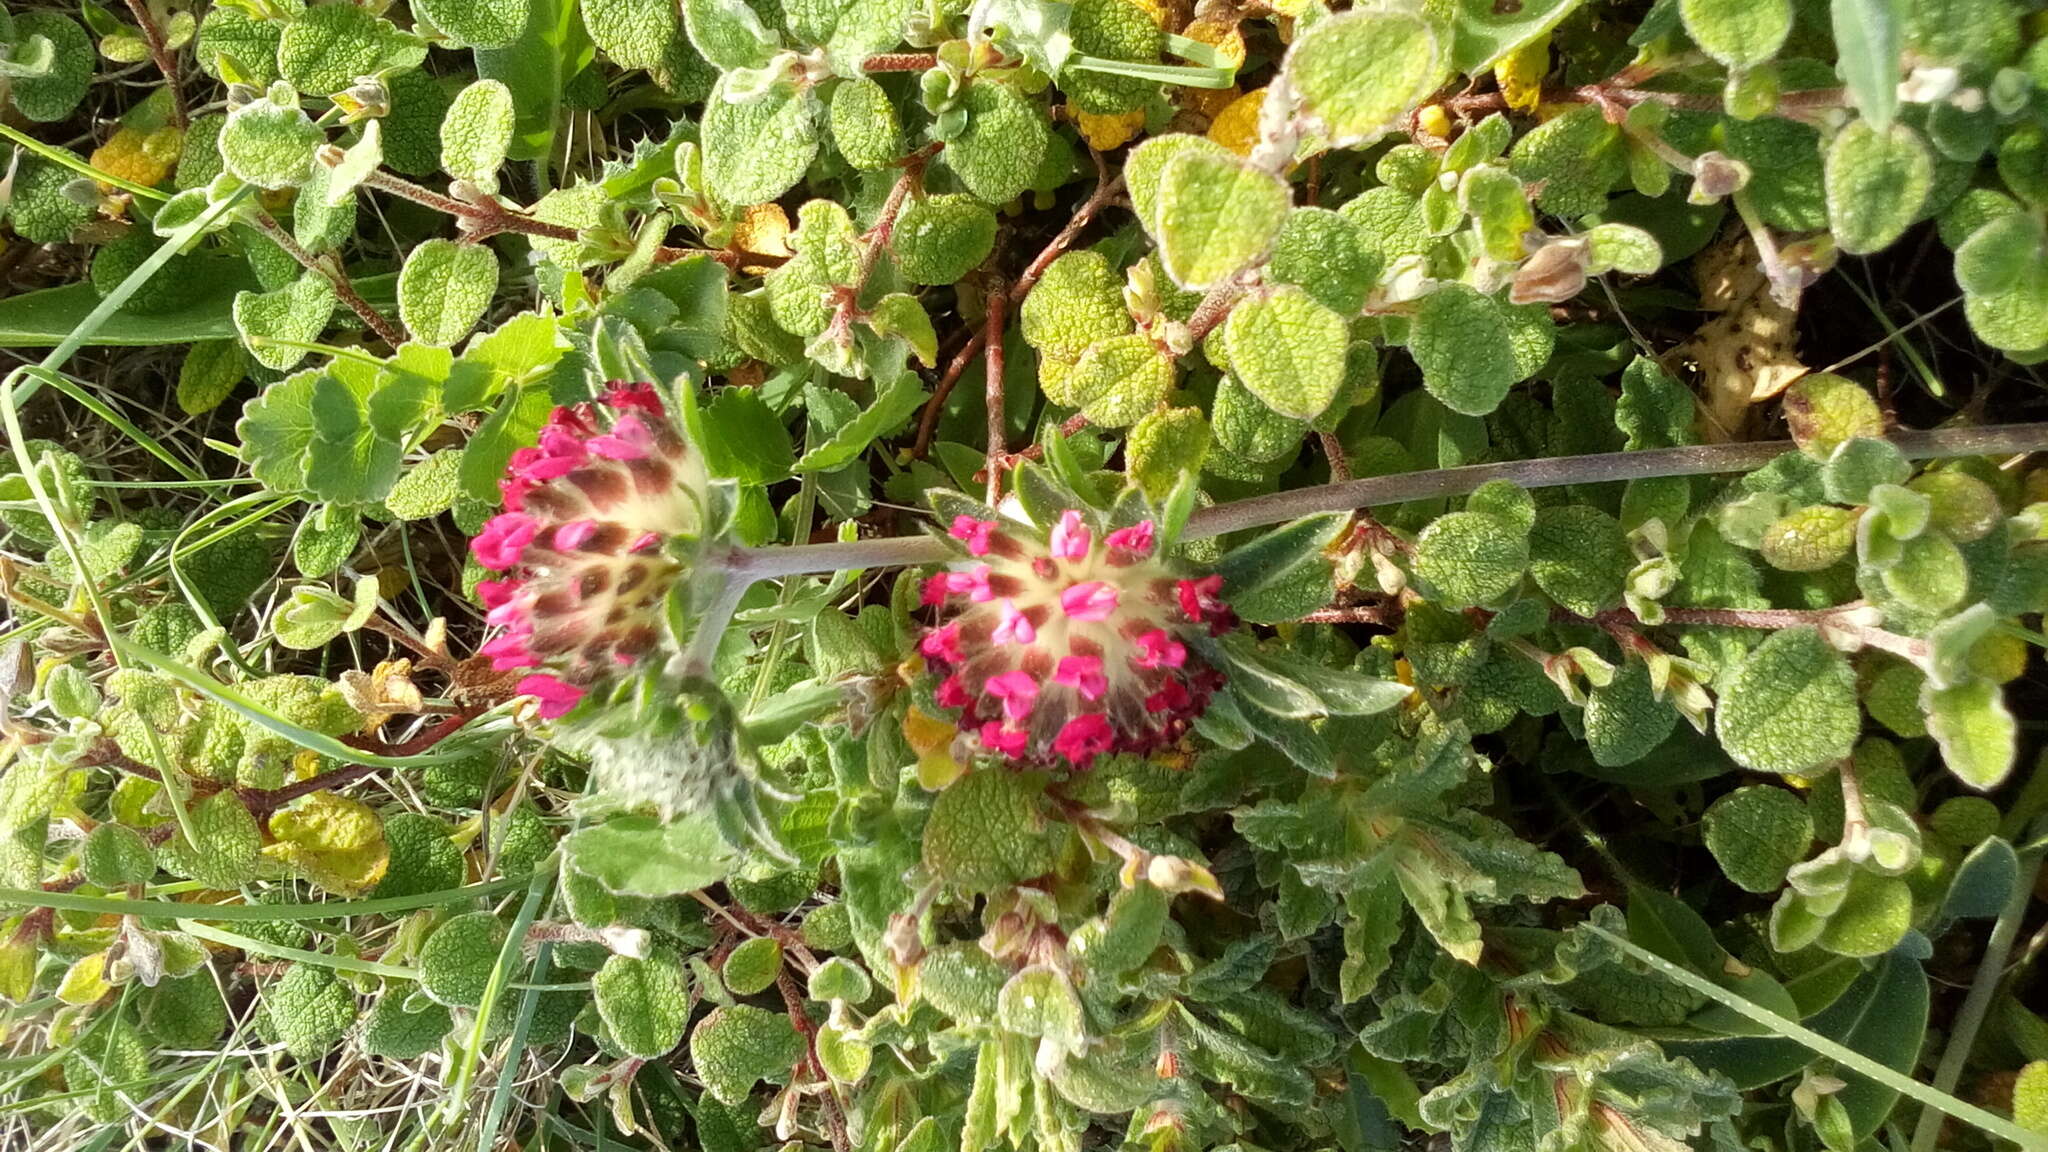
<box><xmin>1676</xmin><ymin>228</ymin><xmax>1809</xmax><ymax>442</ymax></box>
<box><xmin>733</xmin><ymin>204</ymin><xmax>793</xmax><ymax>275</ymax></box>
<box><xmin>339</xmin><ymin>659</ymin><xmax>425</xmax><ymax>730</ymax></box>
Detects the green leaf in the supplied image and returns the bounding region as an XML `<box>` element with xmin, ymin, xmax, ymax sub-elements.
<box><xmin>419</xmin><ymin>910</ymin><xmax>508</xmax><ymax>1007</ymax></box>
<box><xmin>303</xmin><ymin>360</ymin><xmax>434</xmax><ymax>506</ymax></box>
<box><xmin>440</xmin><ymin>79</ymin><xmax>518</xmax><ymax>194</ymax></box>
<box><xmin>683</xmin><ymin>0</ymin><xmax>779</xmax><ymax>70</ymax></box>
<box><xmin>10</xmin><ymin>12</ymin><xmax>90</xmax><ymax>122</ymax></box>
<box><xmin>398</xmin><ymin>240</ymin><xmax>500</xmax><ymax>348</ymax></box>
<box><xmin>1446</xmin><ymin>0</ymin><xmax>1585</xmax><ymax>73</ymax></box>
<box><xmin>785</xmin><ymin>0</ymin><xmax>909</xmax><ymax>76</ymax></box>
<box><xmin>1703</xmin><ymin>785</ymin><xmax>1813</xmax><ymax>893</ymax></box>
<box><xmin>702</xmin><ymin>76</ymin><xmax>821</xmax><ymax>207</ymax></box>
<box><xmin>1214</xmin><ymin>514</ymin><xmax>1347</xmax><ymax>625</ymax></box>
<box><xmin>829</xmin><ymin>76</ymin><xmax>904</xmax><ymax>170</ymax></box>
<box><xmin>1527</xmin><ymin>504</ymin><xmax>1630</xmax><ymax>616</ymax></box>
<box><xmin>1825</xmin><ymin>119</ymin><xmax>1933</xmax><ymax>255</ymax></box>
<box><xmin>922</xmin><ymin>770</ymin><xmax>1059</xmax><ymax>893</ymax></box>
<box><xmin>1678</xmin><ymin>0</ymin><xmax>1791</xmax><ymax>69</ymax></box>
<box><xmin>221</xmin><ymin>83</ymin><xmax>323</xmax><ymax>190</ymax></box>
<box><xmin>595</xmin><ymin>948</ymin><xmax>691</xmax><ymax>1058</ymax></box>
<box><xmin>2016</xmin><ymin>1062</ymin><xmax>2048</xmax><ymax>1135</ymax></box>
<box><xmin>1944</xmin><ymin>836</ymin><xmax>2019</xmax><ymax>919</ymax></box>
<box><xmin>277</xmin><ymin>5</ymin><xmax>425</xmax><ymax>96</ymax></box>
<box><xmin>1283</xmin><ymin>9</ymin><xmax>1442</xmax><ymax>143</ymax></box>
<box><xmin>1412</xmin><ymin>511</ymin><xmax>1527</xmax><ymax>608</ymax></box>
<box><xmin>1224</xmin><ymin>286</ymin><xmax>1349</xmax><ymax>420</ymax></box>
<box><xmin>476</xmin><ymin>0</ymin><xmax>594</xmax><ymax>162</ymax></box>
<box><xmin>795</xmin><ymin>373</ymin><xmax>925</xmax><ymax>472</ymax></box>
<box><xmin>1584</xmin><ymin>660</ymin><xmax>1678</xmax><ymax>767</ymax></box>
<box><xmin>416</xmin><ymin>0</ymin><xmax>531</xmax><ymax>48</ymax></box>
<box><xmin>156</xmin><ymin>791</ymin><xmax>261</xmax><ymax>890</ymax></box>
<box><xmin>564</xmin><ymin>813</ymin><xmax>738</xmax><ymax>897</ymax></box>
<box><xmin>1830</xmin><ymin>0</ymin><xmax>1900</xmax><ymax>130</ymax></box>
<box><xmin>234</xmin><ymin>272</ymin><xmax>336</xmax><ymax>372</ymax></box>
<box><xmin>1127</xmin><ymin>405</ymin><xmax>1210</xmax><ymax>500</ymax></box>
<box><xmin>1922</xmin><ymin>676</ymin><xmax>2016</xmax><ymax>790</ymax></box>
<box><xmin>1409</xmin><ymin>284</ymin><xmax>1519</xmax><ymax>416</ymax></box>
<box><xmin>691</xmin><ymin>1004</ymin><xmax>804</xmax><ymax>1105</ymax></box>
<box><xmin>942</xmin><ymin>81</ymin><xmax>1051</xmax><ymax>206</ymax></box>
<box><xmin>892</xmin><ymin>194</ymin><xmax>997</xmax><ymax>286</ymax></box>
<box><xmin>1060</xmin><ymin>334</ymin><xmax>1175</xmax><ymax>428</ymax></box>
<box><xmin>1153</xmin><ymin>148</ymin><xmax>1290</xmax><ymax>290</ymax></box>
<box><xmin>1715</xmin><ymin>628</ymin><xmax>1861</xmax><ymax>775</ymax></box>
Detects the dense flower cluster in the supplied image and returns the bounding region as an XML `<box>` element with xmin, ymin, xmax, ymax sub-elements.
<box><xmin>921</xmin><ymin>508</ymin><xmax>1233</xmax><ymax>767</ymax></box>
<box><xmin>470</xmin><ymin>383</ymin><xmax>707</xmax><ymax>718</ymax></box>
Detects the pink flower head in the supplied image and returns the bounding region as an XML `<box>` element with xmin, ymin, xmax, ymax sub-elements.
<box><xmin>1050</xmin><ymin>510</ymin><xmax>1092</xmax><ymax>562</ymax></box>
<box><xmin>1104</xmin><ymin>520</ymin><xmax>1155</xmax><ymax>558</ymax></box>
<box><xmin>1055</xmin><ymin>655</ymin><xmax>1108</xmax><ymax>701</ymax></box>
<box><xmin>466</xmin><ymin>381</ymin><xmax>709</xmax><ymax>703</ymax></box>
<box><xmin>983</xmin><ymin>670</ymin><xmax>1040</xmax><ymax>720</ymax></box>
<box><xmin>993</xmin><ymin>599</ymin><xmax>1035</xmax><ymax>646</ymax></box>
<box><xmin>518</xmin><ymin>674</ymin><xmax>586</xmax><ymax>719</ymax></box>
<box><xmin>1053</xmin><ymin>714</ymin><xmax>1116</xmax><ymax>765</ymax></box>
<box><xmin>1133</xmin><ymin>629</ymin><xmax>1187</xmax><ymax>670</ymax></box>
<box><xmin>950</xmin><ymin>516</ymin><xmax>999</xmax><ymax>556</ymax></box>
<box><xmin>979</xmin><ymin>722</ymin><xmax>1029</xmax><ymax>758</ymax></box>
<box><xmin>1060</xmin><ymin>581</ymin><xmax>1119</xmax><ymax>622</ymax></box>
<box><xmin>920</xmin><ymin>621</ymin><xmax>966</xmax><ymax>663</ymax></box>
<box><xmin>473</xmin><ymin>513</ymin><xmax>539</xmax><ymax>570</ymax></box>
<box><xmin>915</xmin><ymin>502</ymin><xmax>1231</xmax><ymax>766</ymax></box>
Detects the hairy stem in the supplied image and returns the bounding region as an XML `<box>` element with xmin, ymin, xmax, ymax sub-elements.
<box><xmin>736</xmin><ymin>422</ymin><xmax>2048</xmax><ymax>578</ymax></box>
<box><xmin>247</xmin><ymin>211</ymin><xmax>407</xmax><ymax>348</ymax></box>
<box><xmin>361</xmin><ymin>170</ymin><xmax>579</xmax><ymax>242</ymax></box>
<box><xmin>984</xmin><ymin>284</ymin><xmax>1008</xmax><ymax>502</ymax></box>
<box><xmin>120</xmin><ymin>0</ymin><xmax>188</xmax><ymax>128</ymax></box>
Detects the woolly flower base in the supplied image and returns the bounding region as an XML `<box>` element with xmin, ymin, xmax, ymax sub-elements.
<box><xmin>921</xmin><ymin>507</ymin><xmax>1232</xmax><ymax>767</ymax></box>
<box><xmin>469</xmin><ymin>382</ymin><xmax>708</xmax><ymax>718</ymax></box>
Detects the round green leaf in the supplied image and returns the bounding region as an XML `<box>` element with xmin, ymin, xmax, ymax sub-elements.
<box><xmin>440</xmin><ymin>79</ymin><xmax>517</xmax><ymax>193</ymax></box>
<box><xmin>1058</xmin><ymin>334</ymin><xmax>1175</xmax><ymax>428</ymax></box>
<box><xmin>1703</xmin><ymin>785</ymin><xmax>1813</xmax><ymax>893</ymax></box>
<box><xmin>1715</xmin><ymin>627</ymin><xmax>1861</xmax><ymax>775</ymax></box>
<box><xmin>10</xmin><ymin>12</ymin><xmax>91</xmax><ymax>123</ymax></box>
<box><xmin>945</xmin><ymin>81</ymin><xmax>1050</xmax><ymax>206</ymax></box>
<box><xmin>1223</xmin><ymin>285</ymin><xmax>1349</xmax><ymax>420</ymax></box>
<box><xmin>419</xmin><ymin>911</ymin><xmax>508</xmax><ymax>1007</ymax></box>
<box><xmin>1825</xmin><ymin>119</ymin><xmax>1934</xmax><ymax>255</ymax></box>
<box><xmin>1585</xmin><ymin>660</ymin><xmax>1679</xmax><ymax>767</ymax></box>
<box><xmin>1413</xmin><ymin>511</ymin><xmax>1527</xmax><ymax>607</ymax></box>
<box><xmin>1284</xmin><ymin>9</ymin><xmax>1443</xmax><ymax>143</ymax></box>
<box><xmin>595</xmin><ymin>949</ymin><xmax>691</xmax><ymax>1059</ymax></box>
<box><xmin>1528</xmin><ymin>505</ymin><xmax>1630</xmax><ymax>616</ymax></box>
<box><xmin>703</xmin><ymin>76</ymin><xmax>821</xmax><ymax>206</ymax></box>
<box><xmin>892</xmin><ymin>194</ymin><xmax>997</xmax><ymax>286</ymax></box>
<box><xmin>1922</xmin><ymin>676</ymin><xmax>2016</xmax><ymax>790</ymax></box>
<box><xmin>830</xmin><ymin>76</ymin><xmax>904</xmax><ymax>170</ymax></box>
<box><xmin>415</xmin><ymin>0</ymin><xmax>530</xmax><ymax>49</ymax></box>
<box><xmin>221</xmin><ymin>85</ymin><xmax>324</xmax><ymax>190</ymax></box>
<box><xmin>234</xmin><ymin>272</ymin><xmax>338</xmax><ymax>372</ymax></box>
<box><xmin>1679</xmin><ymin>0</ymin><xmax>1791</xmax><ymax>69</ymax></box>
<box><xmin>1155</xmin><ymin>148</ymin><xmax>1291</xmax><ymax>290</ymax></box>
<box><xmin>1409</xmin><ymin>284</ymin><xmax>1518</xmax><ymax>416</ymax></box>
<box><xmin>277</xmin><ymin>5</ymin><xmax>424</xmax><ymax>96</ymax></box>
<box><xmin>398</xmin><ymin>239</ymin><xmax>499</xmax><ymax>348</ymax></box>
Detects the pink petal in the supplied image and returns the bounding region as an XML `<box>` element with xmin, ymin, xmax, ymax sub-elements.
<box><xmin>518</xmin><ymin>674</ymin><xmax>585</xmax><ymax>719</ymax></box>
<box><xmin>992</xmin><ymin>600</ymin><xmax>1035</xmax><ymax>646</ymax></box>
<box><xmin>1054</xmin><ymin>655</ymin><xmax>1108</xmax><ymax>701</ymax></box>
<box><xmin>472</xmin><ymin>513</ymin><xmax>539</xmax><ymax>570</ymax></box>
<box><xmin>1050</xmin><ymin>510</ymin><xmax>1092</xmax><ymax>562</ymax></box>
<box><xmin>1059</xmin><ymin>581</ymin><xmax>1119</xmax><ymax>622</ymax></box>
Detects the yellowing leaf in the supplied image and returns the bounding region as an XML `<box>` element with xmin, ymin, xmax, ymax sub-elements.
<box><xmin>1495</xmin><ymin>32</ymin><xmax>1549</xmax><ymax>114</ymax></box>
<box><xmin>264</xmin><ymin>792</ymin><xmax>390</xmax><ymax>894</ymax></box>
<box><xmin>1077</xmin><ymin>108</ymin><xmax>1147</xmax><ymax>151</ymax></box>
<box><xmin>89</xmin><ymin>125</ymin><xmax>184</xmax><ymax>191</ymax></box>
<box><xmin>1207</xmin><ymin>89</ymin><xmax>1267</xmax><ymax>156</ymax></box>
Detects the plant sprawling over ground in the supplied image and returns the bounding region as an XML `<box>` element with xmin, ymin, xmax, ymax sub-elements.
<box><xmin>7</xmin><ymin>0</ymin><xmax>2048</xmax><ymax>1148</ymax></box>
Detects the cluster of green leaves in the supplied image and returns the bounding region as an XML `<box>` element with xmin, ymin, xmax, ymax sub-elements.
<box><xmin>8</xmin><ymin>0</ymin><xmax>2048</xmax><ymax>1149</ymax></box>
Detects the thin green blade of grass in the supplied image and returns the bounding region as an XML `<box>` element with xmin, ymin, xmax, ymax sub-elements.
<box><xmin>178</xmin><ymin>920</ymin><xmax>422</xmax><ymax>979</ymax></box>
<box><xmin>1588</xmin><ymin>926</ymin><xmax>2048</xmax><ymax>1150</ymax></box>
<box><xmin>0</xmin><ymin>874</ymin><xmax>529</xmax><ymax>920</ymax></box>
